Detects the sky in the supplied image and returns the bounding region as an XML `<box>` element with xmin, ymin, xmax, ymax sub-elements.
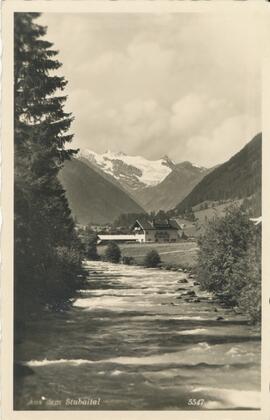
<box><xmin>39</xmin><ymin>12</ymin><xmax>265</xmax><ymax>167</ymax></box>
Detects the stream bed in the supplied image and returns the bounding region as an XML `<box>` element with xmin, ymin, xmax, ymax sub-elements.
<box><xmin>15</xmin><ymin>261</ymin><xmax>261</xmax><ymax>410</ymax></box>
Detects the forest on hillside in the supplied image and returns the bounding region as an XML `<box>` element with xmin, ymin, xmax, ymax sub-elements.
<box><xmin>175</xmin><ymin>134</ymin><xmax>262</xmax><ymax>216</ymax></box>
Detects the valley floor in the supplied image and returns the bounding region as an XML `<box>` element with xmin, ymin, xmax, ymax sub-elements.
<box><xmin>98</xmin><ymin>241</ymin><xmax>198</xmax><ymax>268</ymax></box>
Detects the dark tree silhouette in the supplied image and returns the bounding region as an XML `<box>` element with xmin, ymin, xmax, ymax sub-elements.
<box><xmin>14</xmin><ymin>13</ymin><xmax>85</xmax><ymax>329</ymax></box>
<box><xmin>143</xmin><ymin>250</ymin><xmax>161</xmax><ymax>268</ymax></box>
<box><xmin>105</xmin><ymin>242</ymin><xmax>121</xmax><ymax>263</ymax></box>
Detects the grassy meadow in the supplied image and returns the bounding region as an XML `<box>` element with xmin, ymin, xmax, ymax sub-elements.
<box><xmin>98</xmin><ymin>241</ymin><xmax>198</xmax><ymax>269</ymax></box>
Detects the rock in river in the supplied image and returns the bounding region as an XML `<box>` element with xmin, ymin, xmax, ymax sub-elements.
<box><xmin>183</xmin><ymin>290</ymin><xmax>196</xmax><ymax>297</ymax></box>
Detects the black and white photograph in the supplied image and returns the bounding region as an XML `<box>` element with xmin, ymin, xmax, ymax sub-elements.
<box><xmin>1</xmin><ymin>1</ymin><xmax>269</xmax><ymax>416</ymax></box>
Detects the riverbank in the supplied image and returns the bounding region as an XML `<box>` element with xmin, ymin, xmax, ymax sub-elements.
<box><xmin>98</xmin><ymin>240</ymin><xmax>198</xmax><ymax>269</ymax></box>
<box><xmin>98</xmin><ymin>239</ymin><xmax>261</xmax><ymax>323</ymax></box>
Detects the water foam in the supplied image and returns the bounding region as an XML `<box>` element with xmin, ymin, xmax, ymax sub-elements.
<box><xmin>177</xmin><ymin>328</ymin><xmax>208</xmax><ymax>335</ymax></box>
<box><xmin>24</xmin><ymin>358</ymin><xmax>95</xmax><ymax>367</ymax></box>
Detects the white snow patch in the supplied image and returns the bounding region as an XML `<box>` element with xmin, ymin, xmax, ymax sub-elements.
<box><xmin>78</xmin><ymin>149</ymin><xmax>172</xmax><ymax>187</ymax></box>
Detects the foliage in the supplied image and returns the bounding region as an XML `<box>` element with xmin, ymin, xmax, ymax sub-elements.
<box><xmin>85</xmin><ymin>233</ymin><xmax>99</xmax><ymax>260</ymax></box>
<box><xmin>183</xmin><ymin>208</ymin><xmax>196</xmax><ymax>221</ymax></box>
<box><xmin>143</xmin><ymin>250</ymin><xmax>161</xmax><ymax>268</ymax></box>
<box><xmin>98</xmin><ymin>242</ymin><xmax>197</xmax><ymax>268</ymax></box>
<box><xmin>79</xmin><ymin>225</ymin><xmax>99</xmax><ymax>260</ymax></box>
<box><xmin>197</xmin><ymin>206</ymin><xmax>261</xmax><ymax>323</ymax></box>
<box><xmin>122</xmin><ymin>256</ymin><xmax>135</xmax><ymax>265</ymax></box>
<box><xmin>238</xmin><ymin>224</ymin><xmax>261</xmax><ymax>323</ymax></box>
<box><xmin>105</xmin><ymin>242</ymin><xmax>121</xmax><ymax>263</ymax></box>
<box><xmin>241</xmin><ymin>190</ymin><xmax>261</xmax><ymax>218</ymax></box>
<box><xmin>14</xmin><ymin>13</ymin><xmax>85</xmax><ymax>326</ymax></box>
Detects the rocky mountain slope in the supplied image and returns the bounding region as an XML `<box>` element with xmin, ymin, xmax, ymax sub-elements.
<box><xmin>133</xmin><ymin>162</ymin><xmax>209</xmax><ymax>212</ymax></box>
<box><xmin>78</xmin><ymin>149</ymin><xmax>173</xmax><ymax>191</ymax></box>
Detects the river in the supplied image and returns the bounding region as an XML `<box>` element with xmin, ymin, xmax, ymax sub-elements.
<box><xmin>15</xmin><ymin>261</ymin><xmax>261</xmax><ymax>410</ymax></box>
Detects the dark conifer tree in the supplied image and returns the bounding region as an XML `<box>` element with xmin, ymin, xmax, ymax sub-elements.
<box><xmin>14</xmin><ymin>13</ymin><xmax>85</xmax><ymax>328</ymax></box>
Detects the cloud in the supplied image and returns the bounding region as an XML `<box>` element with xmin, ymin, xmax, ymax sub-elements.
<box><xmin>170</xmin><ymin>94</ymin><xmax>209</xmax><ymax>136</ymax></box>
<box><xmin>183</xmin><ymin>114</ymin><xmax>260</xmax><ymax>167</ymax></box>
<box><xmin>39</xmin><ymin>12</ymin><xmax>265</xmax><ymax>166</ymax></box>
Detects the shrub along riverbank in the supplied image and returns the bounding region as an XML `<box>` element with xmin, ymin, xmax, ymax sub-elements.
<box><xmin>197</xmin><ymin>206</ymin><xmax>261</xmax><ymax>324</ymax></box>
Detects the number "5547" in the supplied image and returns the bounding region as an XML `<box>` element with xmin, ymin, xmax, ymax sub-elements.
<box><xmin>187</xmin><ymin>398</ymin><xmax>205</xmax><ymax>406</ymax></box>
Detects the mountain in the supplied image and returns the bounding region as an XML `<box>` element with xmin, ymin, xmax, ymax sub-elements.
<box><xmin>78</xmin><ymin>149</ymin><xmax>173</xmax><ymax>191</ymax></box>
<box><xmin>132</xmin><ymin>162</ymin><xmax>209</xmax><ymax>212</ymax></box>
<box><xmin>58</xmin><ymin>158</ymin><xmax>145</xmax><ymax>225</ymax></box>
<box><xmin>173</xmin><ymin>133</ymin><xmax>262</xmax><ymax>215</ymax></box>
<box><xmin>78</xmin><ymin>149</ymin><xmax>209</xmax><ymax>212</ymax></box>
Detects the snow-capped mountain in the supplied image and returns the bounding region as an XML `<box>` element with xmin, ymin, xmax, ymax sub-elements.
<box><xmin>78</xmin><ymin>149</ymin><xmax>174</xmax><ymax>191</ymax></box>
<box><xmin>76</xmin><ymin>149</ymin><xmax>209</xmax><ymax>212</ymax></box>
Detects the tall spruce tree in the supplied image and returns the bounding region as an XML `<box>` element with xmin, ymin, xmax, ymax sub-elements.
<box><xmin>14</xmin><ymin>13</ymin><xmax>85</xmax><ymax>327</ymax></box>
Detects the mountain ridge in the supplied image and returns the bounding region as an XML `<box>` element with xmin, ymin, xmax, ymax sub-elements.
<box><xmin>173</xmin><ymin>133</ymin><xmax>262</xmax><ymax>215</ymax></box>
<box><xmin>58</xmin><ymin>158</ymin><xmax>145</xmax><ymax>225</ymax></box>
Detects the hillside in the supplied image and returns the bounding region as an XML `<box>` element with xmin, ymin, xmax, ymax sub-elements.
<box><xmin>58</xmin><ymin>159</ymin><xmax>145</xmax><ymax>225</ymax></box>
<box><xmin>78</xmin><ymin>156</ymin><xmax>133</xmax><ymax>196</ymax></box>
<box><xmin>133</xmin><ymin>162</ymin><xmax>209</xmax><ymax>212</ymax></box>
<box><xmin>174</xmin><ymin>133</ymin><xmax>262</xmax><ymax>215</ymax></box>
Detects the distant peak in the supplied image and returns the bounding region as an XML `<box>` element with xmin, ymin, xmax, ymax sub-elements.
<box><xmin>161</xmin><ymin>155</ymin><xmax>175</xmax><ymax>169</ymax></box>
<box><xmin>179</xmin><ymin>161</ymin><xmax>193</xmax><ymax>167</ymax></box>
<box><xmin>77</xmin><ymin>148</ymin><xmax>172</xmax><ymax>188</ymax></box>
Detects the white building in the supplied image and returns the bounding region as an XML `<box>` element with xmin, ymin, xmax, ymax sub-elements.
<box><xmin>130</xmin><ymin>219</ymin><xmax>183</xmax><ymax>243</ymax></box>
<box><xmin>97</xmin><ymin>219</ymin><xmax>184</xmax><ymax>244</ymax></box>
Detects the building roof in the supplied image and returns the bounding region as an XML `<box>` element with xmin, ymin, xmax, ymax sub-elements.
<box><xmin>168</xmin><ymin>219</ymin><xmax>182</xmax><ymax>230</ymax></box>
<box><xmin>132</xmin><ymin>219</ymin><xmax>154</xmax><ymax>230</ymax></box>
<box><xmin>97</xmin><ymin>234</ymin><xmax>137</xmax><ymax>241</ymax></box>
<box><xmin>132</xmin><ymin>218</ymin><xmax>182</xmax><ymax>231</ymax></box>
